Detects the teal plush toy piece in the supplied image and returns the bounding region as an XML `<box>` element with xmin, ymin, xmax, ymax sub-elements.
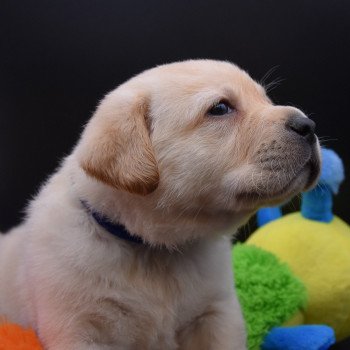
<box><xmin>234</xmin><ymin>148</ymin><xmax>349</xmax><ymax>349</ymax></box>
<box><xmin>301</xmin><ymin>148</ymin><xmax>344</xmax><ymax>222</ymax></box>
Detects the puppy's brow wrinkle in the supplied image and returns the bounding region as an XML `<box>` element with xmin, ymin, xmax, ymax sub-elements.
<box><xmin>82</xmin><ymin>312</ymin><xmax>120</xmax><ymax>345</ymax></box>
<box><xmin>96</xmin><ymin>297</ymin><xmax>131</xmax><ymax>316</ymax></box>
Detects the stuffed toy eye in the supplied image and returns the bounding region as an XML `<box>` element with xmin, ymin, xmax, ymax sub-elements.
<box><xmin>208</xmin><ymin>101</ymin><xmax>233</xmax><ymax>116</ymax></box>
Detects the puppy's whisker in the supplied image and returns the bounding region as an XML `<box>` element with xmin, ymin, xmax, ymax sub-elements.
<box><xmin>260</xmin><ymin>65</ymin><xmax>280</xmax><ymax>86</ymax></box>
<box><xmin>264</xmin><ymin>77</ymin><xmax>285</xmax><ymax>93</ymax></box>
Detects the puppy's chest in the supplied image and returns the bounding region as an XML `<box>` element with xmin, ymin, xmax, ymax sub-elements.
<box><xmin>125</xmin><ymin>264</ymin><xmax>209</xmax><ymax>320</ymax></box>
<box><xmin>84</xmin><ymin>253</ymin><xmax>218</xmax><ymax>349</ymax></box>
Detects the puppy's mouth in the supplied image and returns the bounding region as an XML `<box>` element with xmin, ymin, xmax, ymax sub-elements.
<box><xmin>237</xmin><ymin>151</ymin><xmax>320</xmax><ymax>208</ymax></box>
<box><xmin>302</xmin><ymin>155</ymin><xmax>321</xmax><ymax>190</ymax></box>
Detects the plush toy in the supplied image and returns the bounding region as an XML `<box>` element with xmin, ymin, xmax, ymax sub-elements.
<box><xmin>233</xmin><ymin>244</ymin><xmax>308</xmax><ymax>349</ymax></box>
<box><xmin>235</xmin><ymin>147</ymin><xmax>349</xmax><ymax>349</ymax></box>
<box><xmin>0</xmin><ymin>320</ymin><xmax>43</xmax><ymax>350</ymax></box>
<box><xmin>233</xmin><ymin>244</ymin><xmax>335</xmax><ymax>350</ymax></box>
<box><xmin>262</xmin><ymin>325</ymin><xmax>335</xmax><ymax>350</ymax></box>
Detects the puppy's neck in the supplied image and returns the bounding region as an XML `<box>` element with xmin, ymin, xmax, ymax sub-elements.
<box><xmin>70</xmin><ymin>160</ymin><xmax>247</xmax><ymax>249</ymax></box>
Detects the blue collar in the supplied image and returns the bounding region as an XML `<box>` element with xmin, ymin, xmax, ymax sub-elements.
<box><xmin>81</xmin><ymin>201</ymin><xmax>144</xmax><ymax>245</ymax></box>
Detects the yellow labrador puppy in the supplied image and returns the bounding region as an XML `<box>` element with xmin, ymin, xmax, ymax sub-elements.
<box><xmin>0</xmin><ymin>60</ymin><xmax>320</xmax><ymax>349</ymax></box>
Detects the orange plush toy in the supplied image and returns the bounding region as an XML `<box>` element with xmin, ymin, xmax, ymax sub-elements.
<box><xmin>0</xmin><ymin>320</ymin><xmax>43</xmax><ymax>350</ymax></box>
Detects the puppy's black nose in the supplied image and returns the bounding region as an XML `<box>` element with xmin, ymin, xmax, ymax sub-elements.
<box><xmin>286</xmin><ymin>114</ymin><xmax>316</xmax><ymax>144</ymax></box>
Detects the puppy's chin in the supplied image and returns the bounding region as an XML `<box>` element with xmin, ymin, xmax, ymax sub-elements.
<box><xmin>234</xmin><ymin>154</ymin><xmax>321</xmax><ymax>211</ymax></box>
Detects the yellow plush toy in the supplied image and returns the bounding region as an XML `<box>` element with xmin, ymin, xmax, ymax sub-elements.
<box><xmin>248</xmin><ymin>148</ymin><xmax>350</xmax><ymax>341</ymax></box>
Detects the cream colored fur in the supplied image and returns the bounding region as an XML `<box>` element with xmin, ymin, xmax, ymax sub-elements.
<box><xmin>0</xmin><ymin>60</ymin><xmax>320</xmax><ymax>349</ymax></box>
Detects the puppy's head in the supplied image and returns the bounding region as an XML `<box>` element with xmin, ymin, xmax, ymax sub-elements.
<box><xmin>76</xmin><ymin>60</ymin><xmax>320</xmax><ymax>220</ymax></box>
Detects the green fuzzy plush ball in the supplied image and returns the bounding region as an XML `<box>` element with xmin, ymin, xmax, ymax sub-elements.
<box><xmin>232</xmin><ymin>244</ymin><xmax>307</xmax><ymax>350</ymax></box>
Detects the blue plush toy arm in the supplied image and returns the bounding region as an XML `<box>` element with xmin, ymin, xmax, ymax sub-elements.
<box><xmin>257</xmin><ymin>207</ymin><xmax>282</xmax><ymax>227</ymax></box>
<box><xmin>301</xmin><ymin>185</ymin><xmax>333</xmax><ymax>222</ymax></box>
<box><xmin>262</xmin><ymin>325</ymin><xmax>335</xmax><ymax>350</ymax></box>
<box><xmin>301</xmin><ymin>148</ymin><xmax>345</xmax><ymax>223</ymax></box>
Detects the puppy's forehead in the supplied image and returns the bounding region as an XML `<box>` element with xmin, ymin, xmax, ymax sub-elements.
<box><xmin>144</xmin><ymin>60</ymin><xmax>266</xmax><ymax>101</ymax></box>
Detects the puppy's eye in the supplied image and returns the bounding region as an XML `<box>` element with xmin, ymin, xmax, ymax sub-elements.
<box><xmin>208</xmin><ymin>101</ymin><xmax>233</xmax><ymax>116</ymax></box>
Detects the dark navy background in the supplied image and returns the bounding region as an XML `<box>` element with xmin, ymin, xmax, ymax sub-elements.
<box><xmin>0</xmin><ymin>2</ymin><xmax>349</xmax><ymax>347</ymax></box>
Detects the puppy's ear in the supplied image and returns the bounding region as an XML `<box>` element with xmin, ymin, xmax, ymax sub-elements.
<box><xmin>76</xmin><ymin>91</ymin><xmax>159</xmax><ymax>195</ymax></box>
